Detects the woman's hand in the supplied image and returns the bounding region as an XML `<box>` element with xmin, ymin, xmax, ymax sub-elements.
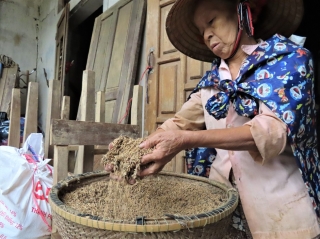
<box><xmin>104</xmin><ymin>143</ymin><xmax>137</xmax><ymax>184</ymax></box>
<box><xmin>104</xmin><ymin>129</ymin><xmax>168</xmax><ymax>184</ymax></box>
<box><xmin>139</xmin><ymin>130</ymin><xmax>189</xmax><ymax>177</ymax></box>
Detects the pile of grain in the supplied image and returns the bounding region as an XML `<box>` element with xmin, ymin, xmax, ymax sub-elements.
<box><xmin>62</xmin><ymin>175</ymin><xmax>227</xmax><ymax>222</ymax></box>
<box><xmin>62</xmin><ymin>136</ymin><xmax>227</xmax><ymax>222</ymax></box>
<box><xmin>101</xmin><ymin>136</ymin><xmax>153</xmax><ymax>181</ymax></box>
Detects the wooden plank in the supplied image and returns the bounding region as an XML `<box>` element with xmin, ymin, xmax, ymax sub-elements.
<box><xmin>62</xmin><ymin>4</ymin><xmax>69</xmax><ymax>97</ymax></box>
<box><xmin>76</xmin><ymin>71</ymin><xmax>95</xmax><ymax>121</ymax></box>
<box><xmin>76</xmin><ymin>15</ymin><xmax>104</xmax><ymax>121</ymax></box>
<box><xmin>68</xmin><ymin>145</ymin><xmax>108</xmax><ymax>155</ymax></box>
<box><xmin>94</xmin><ymin>12</ymin><xmax>117</xmax><ymax>92</ymax></box>
<box><xmin>53</xmin><ymin>146</ymin><xmax>69</xmax><ymax>185</ymax></box>
<box><xmin>44</xmin><ymin>80</ymin><xmax>61</xmax><ymax>159</ymax></box>
<box><xmin>79</xmin><ymin>74</ymin><xmax>95</xmax><ymax>118</ymax></box>
<box><xmin>60</xmin><ymin>95</ymin><xmax>72</xmax><ymax>173</ymax></box>
<box><xmin>94</xmin><ymin>90</ymin><xmax>108</xmax><ymax>158</ymax></box>
<box><xmin>0</xmin><ymin>68</ymin><xmax>9</xmax><ymax>108</ymax></box>
<box><xmin>98</xmin><ymin>3</ymin><xmax>126</xmax><ymax>92</ymax></box>
<box><xmin>8</xmin><ymin>89</ymin><xmax>21</xmax><ymax>147</ymax></box>
<box><xmin>68</xmin><ymin>145</ymin><xmax>79</xmax><ymax>151</ymax></box>
<box><xmin>95</xmin><ymin>91</ymin><xmax>105</xmax><ymax>122</ymax></box>
<box><xmin>131</xmin><ymin>85</ymin><xmax>143</xmax><ymax>133</ymax></box>
<box><xmin>94</xmin><ymin>148</ymin><xmax>108</xmax><ymax>155</ymax></box>
<box><xmin>1</xmin><ymin>72</ymin><xmax>16</xmax><ymax>114</ymax></box>
<box><xmin>0</xmin><ymin>66</ymin><xmax>18</xmax><ymax>113</ymax></box>
<box><xmin>76</xmin><ymin>70</ymin><xmax>95</xmax><ymax>121</ymax></box>
<box><xmin>23</xmin><ymin>82</ymin><xmax>38</xmax><ymax>143</ymax></box>
<box><xmin>74</xmin><ymin>70</ymin><xmax>95</xmax><ymax>174</ymax></box>
<box><xmin>60</xmin><ymin>95</ymin><xmax>72</xmax><ymax>172</ymax></box>
<box><xmin>112</xmin><ymin>0</ymin><xmax>146</xmax><ymax>123</ymax></box>
<box><xmin>76</xmin><ymin>145</ymin><xmax>95</xmax><ymax>174</ymax></box>
<box><xmin>54</xmin><ymin>3</ymin><xmax>69</xmax><ymax>96</ymax></box>
<box><xmin>61</xmin><ymin>96</ymin><xmax>70</xmax><ymax>120</ymax></box>
<box><xmin>85</xmin><ymin>0</ymin><xmax>146</xmax><ymax>124</ymax></box>
<box><xmin>50</xmin><ymin>119</ymin><xmax>140</xmax><ymax>146</ymax></box>
<box><xmin>86</xmin><ymin>15</ymin><xmax>102</xmax><ymax>70</ymax></box>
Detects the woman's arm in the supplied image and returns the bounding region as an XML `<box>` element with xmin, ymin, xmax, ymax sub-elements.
<box><xmin>138</xmin><ymin>125</ymin><xmax>258</xmax><ymax>177</ymax></box>
<box><xmin>139</xmin><ymin>101</ymin><xmax>289</xmax><ymax>177</ymax></box>
<box><xmin>183</xmin><ymin>125</ymin><xmax>257</xmax><ymax>151</ymax></box>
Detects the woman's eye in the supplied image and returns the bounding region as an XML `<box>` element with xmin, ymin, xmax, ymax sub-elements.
<box><xmin>208</xmin><ymin>18</ymin><xmax>214</xmax><ymax>24</ymax></box>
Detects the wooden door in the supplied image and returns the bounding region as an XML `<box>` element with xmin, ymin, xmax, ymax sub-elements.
<box><xmin>145</xmin><ymin>0</ymin><xmax>211</xmax><ymax>173</ymax></box>
<box><xmin>55</xmin><ymin>3</ymin><xmax>69</xmax><ymax>97</ymax></box>
<box><xmin>86</xmin><ymin>0</ymin><xmax>146</xmax><ymax>124</ymax></box>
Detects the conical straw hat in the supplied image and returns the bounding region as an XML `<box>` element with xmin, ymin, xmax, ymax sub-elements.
<box><xmin>166</xmin><ymin>0</ymin><xmax>304</xmax><ymax>62</ymax></box>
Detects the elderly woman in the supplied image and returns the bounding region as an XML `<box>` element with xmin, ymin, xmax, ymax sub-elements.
<box><xmin>107</xmin><ymin>0</ymin><xmax>320</xmax><ymax>238</ymax></box>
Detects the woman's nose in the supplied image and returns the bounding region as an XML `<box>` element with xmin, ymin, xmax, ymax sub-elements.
<box><xmin>204</xmin><ymin>30</ymin><xmax>213</xmax><ymax>42</ymax></box>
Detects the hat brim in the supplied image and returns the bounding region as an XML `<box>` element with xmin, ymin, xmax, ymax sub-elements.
<box><xmin>166</xmin><ymin>0</ymin><xmax>304</xmax><ymax>62</ymax></box>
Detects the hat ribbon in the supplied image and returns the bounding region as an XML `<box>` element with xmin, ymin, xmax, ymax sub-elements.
<box><xmin>226</xmin><ymin>0</ymin><xmax>254</xmax><ymax>60</ymax></box>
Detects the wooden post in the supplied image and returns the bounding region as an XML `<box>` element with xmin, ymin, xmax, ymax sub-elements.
<box><xmin>23</xmin><ymin>82</ymin><xmax>39</xmax><ymax>143</ymax></box>
<box><xmin>0</xmin><ymin>66</ymin><xmax>19</xmax><ymax>113</ymax></box>
<box><xmin>60</xmin><ymin>95</ymin><xmax>76</xmax><ymax>172</ymax></box>
<box><xmin>95</xmin><ymin>91</ymin><xmax>105</xmax><ymax>123</ymax></box>
<box><xmin>53</xmin><ymin>145</ymin><xmax>69</xmax><ymax>185</ymax></box>
<box><xmin>60</xmin><ymin>96</ymin><xmax>70</xmax><ymax>120</ymax></box>
<box><xmin>44</xmin><ymin>80</ymin><xmax>61</xmax><ymax>159</ymax></box>
<box><xmin>94</xmin><ymin>91</ymin><xmax>107</xmax><ymax>156</ymax></box>
<box><xmin>51</xmin><ymin>145</ymin><xmax>68</xmax><ymax>236</ymax></box>
<box><xmin>74</xmin><ymin>70</ymin><xmax>95</xmax><ymax>174</ymax></box>
<box><xmin>131</xmin><ymin>85</ymin><xmax>143</xmax><ymax>136</ymax></box>
<box><xmin>8</xmin><ymin>89</ymin><xmax>21</xmax><ymax>148</ymax></box>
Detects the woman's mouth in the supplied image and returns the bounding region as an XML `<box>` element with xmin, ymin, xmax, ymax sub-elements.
<box><xmin>211</xmin><ymin>43</ymin><xmax>219</xmax><ymax>51</ymax></box>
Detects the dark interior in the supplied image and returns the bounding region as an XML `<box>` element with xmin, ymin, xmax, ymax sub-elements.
<box><xmin>294</xmin><ymin>1</ymin><xmax>320</xmax><ymax>152</ymax></box>
<box><xmin>66</xmin><ymin>6</ymin><xmax>103</xmax><ymax>120</ymax></box>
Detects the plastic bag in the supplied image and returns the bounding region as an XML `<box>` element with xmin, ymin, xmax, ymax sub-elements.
<box><xmin>0</xmin><ymin>118</ymin><xmax>25</xmax><ymax>146</ymax></box>
<box><xmin>0</xmin><ymin>133</ymin><xmax>53</xmax><ymax>239</ymax></box>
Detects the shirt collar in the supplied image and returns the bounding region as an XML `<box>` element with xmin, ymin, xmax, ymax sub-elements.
<box><xmin>219</xmin><ymin>39</ymin><xmax>263</xmax><ymax>70</ymax></box>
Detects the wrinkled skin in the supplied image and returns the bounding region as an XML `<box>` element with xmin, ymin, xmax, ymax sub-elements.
<box><xmin>193</xmin><ymin>0</ymin><xmax>239</xmax><ymax>59</ymax></box>
<box><xmin>138</xmin><ymin>130</ymin><xmax>187</xmax><ymax>177</ymax></box>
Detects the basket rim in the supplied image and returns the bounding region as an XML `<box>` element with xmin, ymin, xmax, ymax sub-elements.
<box><xmin>49</xmin><ymin>171</ymin><xmax>239</xmax><ymax>233</ymax></box>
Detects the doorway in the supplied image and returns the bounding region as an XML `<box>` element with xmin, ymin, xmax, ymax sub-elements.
<box><xmin>65</xmin><ymin>1</ymin><xmax>103</xmax><ymax>120</ymax></box>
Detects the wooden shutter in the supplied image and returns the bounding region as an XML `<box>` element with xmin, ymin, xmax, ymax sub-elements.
<box><xmin>86</xmin><ymin>0</ymin><xmax>146</xmax><ymax>124</ymax></box>
<box><xmin>145</xmin><ymin>0</ymin><xmax>211</xmax><ymax>173</ymax></box>
<box><xmin>54</xmin><ymin>4</ymin><xmax>69</xmax><ymax>97</ymax></box>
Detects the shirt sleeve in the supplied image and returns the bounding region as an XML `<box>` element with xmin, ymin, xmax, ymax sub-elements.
<box><xmin>244</xmin><ymin>101</ymin><xmax>288</xmax><ymax>164</ymax></box>
<box><xmin>160</xmin><ymin>90</ymin><xmax>205</xmax><ymax>131</ymax></box>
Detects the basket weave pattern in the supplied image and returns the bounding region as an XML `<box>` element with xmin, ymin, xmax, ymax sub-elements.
<box><xmin>50</xmin><ymin>171</ymin><xmax>239</xmax><ymax>239</ymax></box>
<box><xmin>54</xmin><ymin>211</ymin><xmax>232</xmax><ymax>239</ymax></box>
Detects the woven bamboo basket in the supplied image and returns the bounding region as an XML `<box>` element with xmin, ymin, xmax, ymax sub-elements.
<box><xmin>49</xmin><ymin>171</ymin><xmax>239</xmax><ymax>239</ymax></box>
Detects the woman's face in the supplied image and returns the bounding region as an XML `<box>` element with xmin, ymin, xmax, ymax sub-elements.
<box><xmin>193</xmin><ymin>0</ymin><xmax>239</xmax><ymax>59</ymax></box>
